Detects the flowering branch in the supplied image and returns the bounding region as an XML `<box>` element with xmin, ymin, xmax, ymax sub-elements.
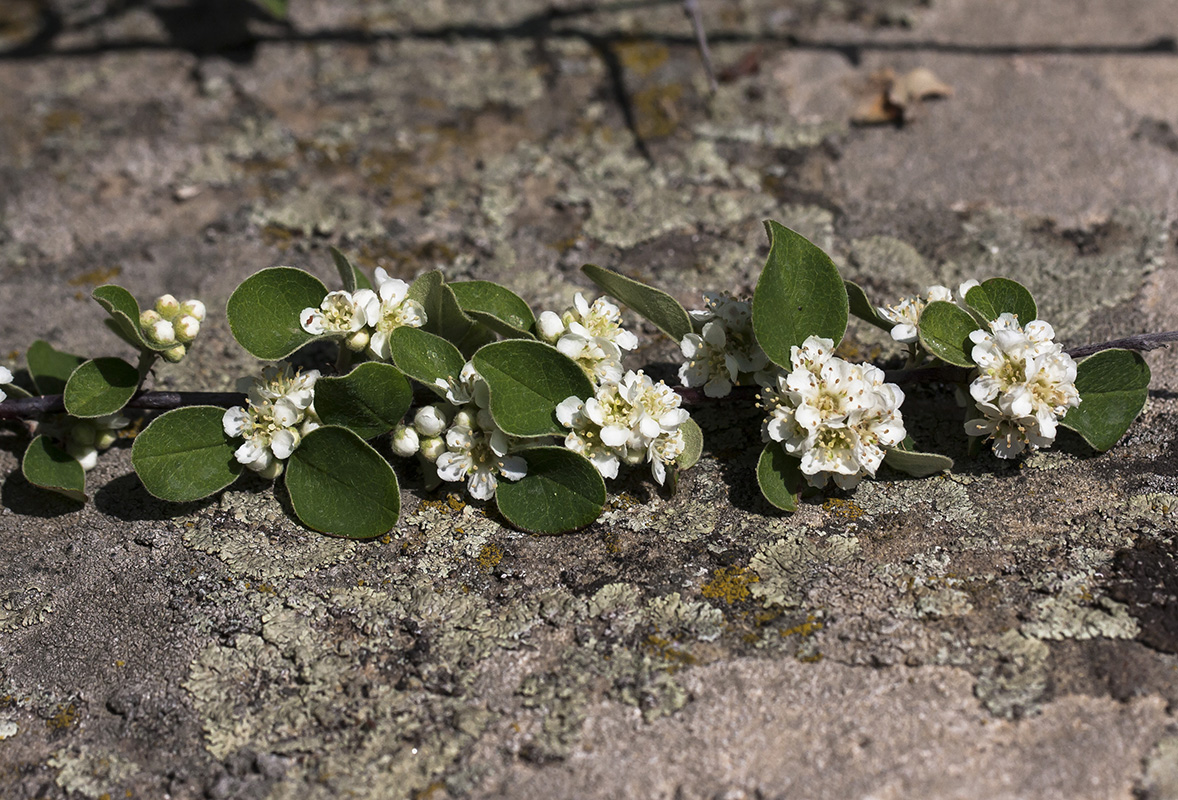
<box><xmin>0</xmin><ymin>391</ymin><xmax>244</xmax><ymax>421</ymax></box>
<box><xmin>1065</xmin><ymin>330</ymin><xmax>1178</xmax><ymax>358</ymax></box>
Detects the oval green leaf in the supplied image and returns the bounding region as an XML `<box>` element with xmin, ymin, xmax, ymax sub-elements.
<box><xmin>314</xmin><ymin>362</ymin><xmax>413</xmax><ymax>440</ymax></box>
<box><xmin>752</xmin><ymin>221</ymin><xmax>849</xmax><ymax>368</ymax></box>
<box><xmin>581</xmin><ymin>263</ymin><xmax>692</xmax><ymax>342</ymax></box>
<box><xmin>407</xmin><ymin>270</ymin><xmax>474</xmax><ymax>343</ymax></box>
<box><xmin>472</xmin><ymin>340</ymin><xmax>595</xmax><ymax>437</ymax></box>
<box><xmin>27</xmin><ymin>340</ymin><xmax>85</xmax><ymax>396</ymax></box>
<box><xmin>227</xmin><ymin>267</ymin><xmax>328</xmax><ymax>360</ymax></box>
<box><xmin>330</xmin><ymin>246</ymin><xmax>359</xmax><ymax>293</ymax></box>
<box><xmin>450</xmin><ymin>280</ymin><xmax>536</xmax><ymax>337</ymax></box>
<box><xmin>63</xmin><ymin>357</ymin><xmax>139</xmax><ymax>418</ymax></box>
<box><xmin>845</xmin><ymin>280</ymin><xmax>894</xmax><ymax>332</ymax></box>
<box><xmin>388</xmin><ymin>326</ymin><xmax>467</xmax><ymax>398</ymax></box>
<box><xmin>22</xmin><ymin>435</ymin><xmax>86</xmax><ymax>502</ymax></box>
<box><xmin>1061</xmin><ymin>348</ymin><xmax>1151</xmax><ymax>451</ymax></box>
<box><xmin>285</xmin><ymin>426</ymin><xmax>401</xmax><ymax>539</ymax></box>
<box><xmin>964</xmin><ymin>278</ymin><xmax>1037</xmax><ymax>324</ymax></box>
<box><xmin>494</xmin><ymin>447</ymin><xmax>606</xmax><ymax>534</ymax></box>
<box><xmin>132</xmin><ymin>406</ymin><xmax>242</xmax><ymax>502</ymax></box>
<box><xmin>917</xmin><ymin>301</ymin><xmax>979</xmax><ymax>368</ymax></box>
<box><xmin>677</xmin><ymin>417</ymin><xmax>704</xmax><ymax>470</ymax></box>
<box><xmin>756</xmin><ymin>442</ymin><xmax>802</xmax><ymax>512</ymax></box>
<box><xmin>92</xmin><ymin>284</ymin><xmax>161</xmax><ymax>351</ymax></box>
<box><xmin>883</xmin><ymin>440</ymin><xmax>954</xmax><ymax>477</ymax></box>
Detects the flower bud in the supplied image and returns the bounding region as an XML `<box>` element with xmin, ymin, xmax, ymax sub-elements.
<box><xmin>94</xmin><ymin>430</ymin><xmax>118</xmax><ymax>450</ymax></box>
<box><xmin>67</xmin><ymin>441</ymin><xmax>99</xmax><ymax>471</ymax></box>
<box><xmin>537</xmin><ymin>311</ymin><xmax>565</xmax><ymax>342</ymax></box>
<box><xmin>162</xmin><ymin>343</ymin><xmax>187</xmax><ymax>363</ymax></box>
<box><xmin>144</xmin><ymin>319</ymin><xmax>176</xmax><ymax>346</ymax></box>
<box><xmin>154</xmin><ymin>294</ymin><xmax>181</xmax><ymax>319</ymax></box>
<box><xmin>413</xmin><ymin>405</ymin><xmax>447</xmax><ymax>437</ymax></box>
<box><xmin>139</xmin><ymin>309</ymin><xmax>162</xmax><ymax>329</ymax></box>
<box><xmin>345</xmin><ymin>329</ymin><xmax>370</xmax><ymax>352</ymax></box>
<box><xmin>452</xmin><ymin>409</ymin><xmax>478</xmax><ymax>430</ymax></box>
<box><xmin>179</xmin><ymin>299</ymin><xmax>206</xmax><ymax>321</ymax></box>
<box><xmin>257</xmin><ymin>459</ymin><xmax>285</xmax><ymax>480</ymax></box>
<box><xmin>419</xmin><ymin>436</ymin><xmax>446</xmax><ymax>462</ymax></box>
<box><xmin>391</xmin><ymin>424</ymin><xmax>420</xmax><ymax>457</ymax></box>
<box><xmin>174</xmin><ymin>314</ymin><xmax>201</xmax><ymax>343</ymax></box>
<box><xmin>70</xmin><ymin>421</ymin><xmax>97</xmax><ymax>446</ymax></box>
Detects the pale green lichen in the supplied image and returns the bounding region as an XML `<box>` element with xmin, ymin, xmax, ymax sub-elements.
<box><xmin>48</xmin><ymin>745</ymin><xmax>138</xmax><ymax>799</ymax></box>
<box><xmin>973</xmin><ymin>629</ymin><xmax>1051</xmax><ymax>718</ymax></box>
<box><xmin>0</xmin><ymin>586</ymin><xmax>53</xmax><ymax>632</ymax></box>
<box><xmin>749</xmin><ymin>533</ymin><xmax>861</xmax><ymax>609</ymax></box>
<box><xmin>1139</xmin><ymin>735</ymin><xmax>1178</xmax><ymax>800</ymax></box>
<box><xmin>645</xmin><ymin>592</ymin><xmax>725</xmax><ymax>643</ymax></box>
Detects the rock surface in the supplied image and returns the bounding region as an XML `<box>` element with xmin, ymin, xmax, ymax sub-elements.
<box><xmin>2</xmin><ymin>1</ymin><xmax>1178</xmax><ymax>798</ymax></box>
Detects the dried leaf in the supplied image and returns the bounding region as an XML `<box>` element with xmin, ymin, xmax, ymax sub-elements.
<box><xmin>852</xmin><ymin>67</ymin><xmax>953</xmax><ymax>126</ymax></box>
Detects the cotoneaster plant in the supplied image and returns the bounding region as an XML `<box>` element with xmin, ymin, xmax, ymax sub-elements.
<box><xmin>0</xmin><ymin>223</ymin><xmax>1165</xmax><ymax>537</ymax></box>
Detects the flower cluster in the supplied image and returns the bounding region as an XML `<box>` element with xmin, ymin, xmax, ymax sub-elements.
<box><xmin>391</xmin><ymin>362</ymin><xmax>526</xmax><ymax>500</ymax></box>
<box><xmin>300</xmin><ymin>268</ymin><xmax>426</xmax><ymax>360</ymax></box>
<box><xmin>556</xmin><ymin>370</ymin><xmax>689</xmax><ymax>485</ymax></box>
<box><xmin>222</xmin><ymin>363</ymin><xmax>321</xmax><ymax>478</ymax></box>
<box><xmin>679</xmin><ymin>292</ymin><xmax>770</xmax><ymax>397</ymax></box>
<box><xmin>760</xmin><ymin>336</ymin><xmax>906</xmax><ymax>489</ymax></box>
<box><xmin>964</xmin><ymin>313</ymin><xmax>1080</xmax><ymax>458</ymax></box>
<box><xmin>139</xmin><ymin>294</ymin><xmax>205</xmax><ymax>363</ymax></box>
<box><xmin>877</xmin><ymin>284</ymin><xmax>952</xmax><ymax>344</ymax></box>
<box><xmin>538</xmin><ymin>293</ymin><xmax>638</xmax><ymax>384</ymax></box>
<box><xmin>64</xmin><ymin>413</ymin><xmax>130</xmax><ymax>471</ymax></box>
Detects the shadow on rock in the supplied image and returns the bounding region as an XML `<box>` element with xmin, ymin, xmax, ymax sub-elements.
<box><xmin>1</xmin><ymin>468</ymin><xmax>84</xmax><ymax>517</ymax></box>
<box><xmin>94</xmin><ymin>472</ymin><xmax>214</xmax><ymax>521</ymax></box>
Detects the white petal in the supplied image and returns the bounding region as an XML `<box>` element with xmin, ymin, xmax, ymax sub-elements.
<box><xmin>222</xmin><ymin>407</ymin><xmax>250</xmax><ymax>437</ymax></box>
<box><xmin>467</xmin><ymin>469</ymin><xmax>497</xmax><ymax>500</ymax></box>
<box><xmin>270</xmin><ymin>429</ymin><xmax>299</xmax><ymax>460</ymax></box>
<box><xmin>436</xmin><ymin>452</ymin><xmax>469</xmax><ymax>482</ymax></box>
<box><xmin>601</xmin><ymin>425</ymin><xmax>629</xmax><ymax>447</ymax></box>
<box><xmin>556</xmin><ymin>396</ymin><xmax>583</xmax><ymax>427</ymax></box>
<box><xmin>498</xmin><ymin>455</ymin><xmax>527</xmax><ymax>482</ymax></box>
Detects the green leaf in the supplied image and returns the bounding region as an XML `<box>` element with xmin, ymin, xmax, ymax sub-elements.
<box><xmin>63</xmin><ymin>357</ymin><xmax>138</xmax><ymax>418</ymax></box>
<box><xmin>494</xmin><ymin>447</ymin><xmax>606</xmax><ymax>533</ymax></box>
<box><xmin>581</xmin><ymin>263</ymin><xmax>693</xmax><ymax>342</ymax></box>
<box><xmin>227</xmin><ymin>267</ymin><xmax>327</xmax><ymax>360</ymax></box>
<box><xmin>756</xmin><ymin>442</ymin><xmax>801</xmax><ymax>512</ymax></box>
<box><xmin>450</xmin><ymin>280</ymin><xmax>536</xmax><ymax>337</ymax></box>
<box><xmin>472</xmin><ymin>340</ymin><xmax>595</xmax><ymax>437</ymax></box>
<box><xmin>845</xmin><ymin>280</ymin><xmax>895</xmax><ymax>332</ymax></box>
<box><xmin>92</xmin><ymin>285</ymin><xmax>161</xmax><ymax>352</ymax></box>
<box><xmin>917</xmin><ymin>301</ymin><xmax>979</xmax><ymax>368</ymax></box>
<box><xmin>677</xmin><ymin>417</ymin><xmax>703</xmax><ymax>470</ymax></box>
<box><xmin>964</xmin><ymin>278</ymin><xmax>1037</xmax><ymax>324</ymax></box>
<box><xmin>388</xmin><ymin>326</ymin><xmax>467</xmax><ymax>398</ymax></box>
<box><xmin>22</xmin><ymin>435</ymin><xmax>86</xmax><ymax>502</ymax></box>
<box><xmin>254</xmin><ymin>0</ymin><xmax>288</xmax><ymax>19</ymax></box>
<box><xmin>1061</xmin><ymin>349</ymin><xmax>1151</xmax><ymax>451</ymax></box>
<box><xmin>285</xmin><ymin>426</ymin><xmax>400</xmax><ymax>539</ymax></box>
<box><xmin>314</xmin><ymin>362</ymin><xmax>413</xmax><ymax>440</ymax></box>
<box><xmin>27</xmin><ymin>340</ymin><xmax>85</xmax><ymax>395</ymax></box>
<box><xmin>330</xmin><ymin>247</ymin><xmax>358</xmax><ymax>293</ymax></box>
<box><xmin>883</xmin><ymin>438</ymin><xmax>954</xmax><ymax>477</ymax></box>
<box><xmin>752</xmin><ymin>221</ymin><xmax>849</xmax><ymax>368</ymax></box>
<box><xmin>131</xmin><ymin>406</ymin><xmax>242</xmax><ymax>502</ymax></box>
<box><xmin>407</xmin><ymin>270</ymin><xmax>474</xmax><ymax>343</ymax></box>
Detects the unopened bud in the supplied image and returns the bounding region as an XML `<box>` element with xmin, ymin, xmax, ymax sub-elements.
<box><xmin>174</xmin><ymin>314</ymin><xmax>201</xmax><ymax>343</ymax></box>
<box><xmin>452</xmin><ymin>409</ymin><xmax>477</xmax><ymax>430</ymax></box>
<box><xmin>419</xmin><ymin>436</ymin><xmax>446</xmax><ymax>462</ymax></box>
<box><xmin>345</xmin><ymin>329</ymin><xmax>370</xmax><ymax>352</ymax></box>
<box><xmin>70</xmin><ymin>421</ymin><xmax>97</xmax><ymax>446</ymax></box>
<box><xmin>139</xmin><ymin>309</ymin><xmax>162</xmax><ymax>329</ymax></box>
<box><xmin>94</xmin><ymin>430</ymin><xmax>118</xmax><ymax>450</ymax></box>
<box><xmin>257</xmin><ymin>459</ymin><xmax>284</xmax><ymax>480</ymax></box>
<box><xmin>413</xmin><ymin>406</ymin><xmax>447</xmax><ymax>437</ymax></box>
<box><xmin>154</xmin><ymin>294</ymin><xmax>181</xmax><ymax>319</ymax></box>
<box><xmin>145</xmin><ymin>319</ymin><xmax>176</xmax><ymax>346</ymax></box>
<box><xmin>178</xmin><ymin>299</ymin><xmax>206</xmax><ymax>321</ymax></box>
<box><xmin>67</xmin><ymin>441</ymin><xmax>99</xmax><ymax>471</ymax></box>
<box><xmin>391</xmin><ymin>424</ymin><xmax>420</xmax><ymax>457</ymax></box>
<box><xmin>162</xmin><ymin>343</ymin><xmax>187</xmax><ymax>363</ymax></box>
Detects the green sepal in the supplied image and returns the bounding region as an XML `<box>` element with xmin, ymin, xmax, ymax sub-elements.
<box><xmin>752</xmin><ymin>221</ymin><xmax>848</xmax><ymax>368</ymax></box>
<box><xmin>472</xmin><ymin>340</ymin><xmax>595</xmax><ymax>437</ymax></box>
<box><xmin>494</xmin><ymin>447</ymin><xmax>606</xmax><ymax>534</ymax></box>
<box><xmin>132</xmin><ymin>406</ymin><xmax>243</xmax><ymax>502</ymax></box>
<box><xmin>313</xmin><ymin>362</ymin><xmax>413</xmax><ymax>440</ymax></box>
<box><xmin>450</xmin><ymin>280</ymin><xmax>536</xmax><ymax>338</ymax></box>
<box><xmin>285</xmin><ymin>426</ymin><xmax>401</xmax><ymax>539</ymax></box>
<box><xmin>1061</xmin><ymin>349</ymin><xmax>1150</xmax><ymax>451</ymax></box>
<box><xmin>92</xmin><ymin>285</ymin><xmax>166</xmax><ymax>352</ymax></box>
<box><xmin>27</xmin><ymin>340</ymin><xmax>85</xmax><ymax>396</ymax></box>
<box><xmin>845</xmin><ymin>280</ymin><xmax>895</xmax><ymax>332</ymax></box>
<box><xmin>388</xmin><ymin>326</ymin><xmax>467</xmax><ymax>399</ymax></box>
<box><xmin>677</xmin><ymin>417</ymin><xmax>703</xmax><ymax>470</ymax></box>
<box><xmin>227</xmin><ymin>267</ymin><xmax>328</xmax><ymax>360</ymax></box>
<box><xmin>22</xmin><ymin>435</ymin><xmax>87</xmax><ymax>502</ymax></box>
<box><xmin>581</xmin><ymin>263</ymin><xmax>693</xmax><ymax>342</ymax></box>
<box><xmin>63</xmin><ymin>357</ymin><xmax>139</xmax><ymax>418</ymax></box>
<box><xmin>756</xmin><ymin>441</ymin><xmax>801</xmax><ymax>512</ymax></box>
<box><xmin>963</xmin><ymin>278</ymin><xmax>1037</xmax><ymax>325</ymax></box>
<box><xmin>917</xmin><ymin>301</ymin><xmax>978</xmax><ymax>368</ymax></box>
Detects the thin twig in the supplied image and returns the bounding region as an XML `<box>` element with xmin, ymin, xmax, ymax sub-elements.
<box><xmin>1065</xmin><ymin>330</ymin><xmax>1178</xmax><ymax>358</ymax></box>
<box><xmin>683</xmin><ymin>0</ymin><xmax>718</xmax><ymax>94</ymax></box>
<box><xmin>0</xmin><ymin>391</ymin><xmax>244</xmax><ymax>420</ymax></box>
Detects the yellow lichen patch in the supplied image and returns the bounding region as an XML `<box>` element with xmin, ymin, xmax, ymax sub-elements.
<box><xmin>600</xmin><ymin>529</ymin><xmax>621</xmax><ymax>555</ymax></box>
<box><xmin>633</xmin><ymin>84</ymin><xmax>683</xmax><ymax>140</ymax></box>
<box><xmin>608</xmin><ymin>493</ymin><xmax>641</xmax><ymax>512</ymax></box>
<box><xmin>476</xmin><ymin>543</ymin><xmax>503</xmax><ymax>572</ymax></box>
<box><xmin>701</xmin><ymin>565</ymin><xmax>759</xmax><ymax>604</ymax></box>
<box><xmin>823</xmin><ymin>497</ymin><xmax>866</xmax><ymax>520</ymax></box>
<box><xmin>780</xmin><ymin>614</ymin><xmax>824</xmax><ymax>638</ymax></box>
<box><xmin>47</xmin><ymin>703</ymin><xmax>78</xmax><ymax>731</ymax></box>
<box><xmin>616</xmin><ymin>41</ymin><xmax>669</xmax><ymax>77</ymax></box>
<box><xmin>420</xmin><ymin>493</ymin><xmax>467</xmax><ymax>515</ymax></box>
<box><xmin>643</xmin><ymin>635</ymin><xmax>697</xmax><ymax>672</ymax></box>
<box><xmin>67</xmin><ymin>266</ymin><xmax>122</xmax><ymax>287</ymax></box>
<box><xmin>41</xmin><ymin>109</ymin><xmax>83</xmax><ymax>136</ymax></box>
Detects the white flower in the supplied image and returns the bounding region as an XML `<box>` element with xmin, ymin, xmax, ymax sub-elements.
<box><xmin>0</xmin><ymin>365</ymin><xmax>11</xmax><ymax>403</ymax></box>
<box><xmin>964</xmin><ymin>313</ymin><xmax>1079</xmax><ymax>458</ymax></box>
<box><xmin>300</xmin><ymin>290</ymin><xmax>370</xmax><ymax>336</ymax></box>
<box><xmin>366</xmin><ymin>273</ymin><xmax>427</xmax><ymax>360</ymax></box>
<box><xmin>435</xmin><ymin>361</ymin><xmax>490</xmax><ymax>408</ymax></box>
<box><xmin>413</xmin><ymin>405</ymin><xmax>449</xmax><ymax>437</ymax></box>
<box><xmin>391</xmin><ymin>424</ymin><xmax>420</xmax><ymax>457</ymax></box>
<box><xmin>435</xmin><ymin>423</ymin><xmax>526</xmax><ymax>500</ymax></box>
<box><xmin>679</xmin><ymin>293</ymin><xmax>769</xmax><ymax>397</ymax></box>
<box><xmin>761</xmin><ymin>336</ymin><xmax>906</xmax><ymax>490</ymax></box>
<box><xmin>878</xmin><ymin>285</ymin><xmax>952</xmax><ymax>344</ymax></box>
<box><xmin>556</xmin><ymin>370</ymin><xmax>690</xmax><ymax>485</ymax></box>
<box><xmin>223</xmin><ymin>363</ymin><xmax>320</xmax><ymax>474</ymax></box>
<box><xmin>539</xmin><ymin>293</ymin><xmax>638</xmax><ymax>384</ymax></box>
